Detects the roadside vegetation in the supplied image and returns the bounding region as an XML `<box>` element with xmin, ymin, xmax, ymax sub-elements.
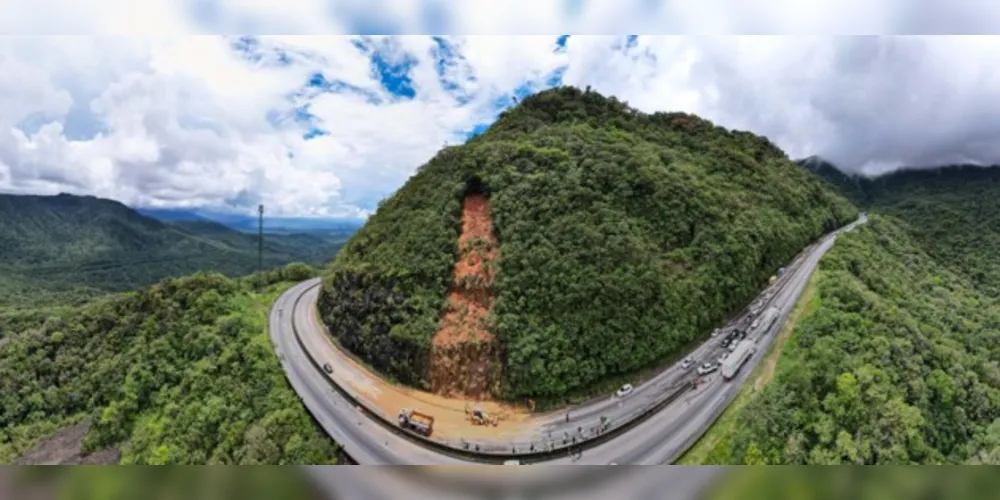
<box><xmin>709</xmin><ymin>215</ymin><xmax>1000</xmax><ymax>464</ymax></box>
<box><xmin>858</xmin><ymin>165</ymin><xmax>1000</xmax><ymax>298</ymax></box>
<box><xmin>0</xmin><ymin>263</ymin><xmax>339</xmax><ymax>464</ymax></box>
<box><xmin>678</xmin><ymin>271</ymin><xmax>821</xmax><ymax>465</ymax></box>
<box><xmin>319</xmin><ymin>86</ymin><xmax>857</xmax><ymax>401</ymax></box>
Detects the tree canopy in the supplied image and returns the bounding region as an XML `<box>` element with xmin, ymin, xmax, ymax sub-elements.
<box><xmin>0</xmin><ymin>264</ymin><xmax>339</xmax><ymax>464</ymax></box>
<box><xmin>717</xmin><ymin>213</ymin><xmax>1000</xmax><ymax>464</ymax></box>
<box><xmin>319</xmin><ymin>86</ymin><xmax>858</xmax><ymax>400</ymax></box>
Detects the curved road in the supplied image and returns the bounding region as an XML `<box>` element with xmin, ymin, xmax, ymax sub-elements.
<box><xmin>271</xmin><ymin>215</ymin><xmax>866</xmax><ymax>477</ymax></box>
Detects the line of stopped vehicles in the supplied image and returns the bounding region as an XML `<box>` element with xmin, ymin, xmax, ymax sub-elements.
<box><xmin>389</xmin><ymin>269</ymin><xmax>785</xmax><ymax>446</ymax></box>
<box><xmin>615</xmin><ymin>276</ymin><xmax>783</xmax><ymax>400</ymax></box>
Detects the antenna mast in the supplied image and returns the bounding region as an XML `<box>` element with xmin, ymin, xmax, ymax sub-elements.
<box><xmin>258</xmin><ymin>204</ymin><xmax>264</xmax><ymax>291</ymax></box>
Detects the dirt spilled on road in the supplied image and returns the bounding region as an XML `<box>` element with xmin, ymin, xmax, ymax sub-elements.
<box><xmin>429</xmin><ymin>193</ymin><xmax>502</xmax><ymax>401</ymax></box>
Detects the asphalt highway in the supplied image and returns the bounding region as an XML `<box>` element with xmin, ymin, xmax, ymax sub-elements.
<box><xmin>271</xmin><ymin>214</ymin><xmax>866</xmax><ymax>483</ymax></box>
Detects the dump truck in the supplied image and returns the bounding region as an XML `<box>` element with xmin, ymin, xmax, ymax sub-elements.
<box><xmin>398</xmin><ymin>408</ymin><xmax>434</xmax><ymax>436</ymax></box>
<box><xmin>722</xmin><ymin>339</ymin><xmax>756</xmax><ymax>380</ymax></box>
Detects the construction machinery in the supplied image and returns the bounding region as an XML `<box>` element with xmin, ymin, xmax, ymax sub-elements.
<box><xmin>465</xmin><ymin>405</ymin><xmax>499</xmax><ymax>426</ymax></box>
<box><xmin>398</xmin><ymin>408</ymin><xmax>434</xmax><ymax>436</ymax></box>
<box><xmin>768</xmin><ymin>275</ymin><xmax>778</xmax><ymax>285</ymax></box>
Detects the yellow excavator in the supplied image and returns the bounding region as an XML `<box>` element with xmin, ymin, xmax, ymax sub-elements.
<box><xmin>465</xmin><ymin>405</ymin><xmax>499</xmax><ymax>426</ymax></box>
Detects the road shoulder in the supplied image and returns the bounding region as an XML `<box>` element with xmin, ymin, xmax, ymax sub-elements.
<box><xmin>676</xmin><ymin>271</ymin><xmax>822</xmax><ymax>464</ymax></box>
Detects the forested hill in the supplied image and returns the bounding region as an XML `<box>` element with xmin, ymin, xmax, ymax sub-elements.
<box><xmin>806</xmin><ymin>163</ymin><xmax>1000</xmax><ymax>297</ymax></box>
<box><xmin>0</xmin><ymin>193</ymin><xmax>350</xmax><ymax>306</ymax></box>
<box><xmin>796</xmin><ymin>156</ymin><xmax>869</xmax><ymax>207</ymax></box>
<box><xmin>695</xmin><ymin>163</ymin><xmax>1000</xmax><ymax>464</ymax></box>
<box><xmin>319</xmin><ymin>85</ymin><xmax>859</xmax><ymax>401</ymax></box>
<box><xmin>0</xmin><ymin>264</ymin><xmax>339</xmax><ymax>464</ymax></box>
<box><xmin>717</xmin><ymin>215</ymin><xmax>1000</xmax><ymax>464</ymax></box>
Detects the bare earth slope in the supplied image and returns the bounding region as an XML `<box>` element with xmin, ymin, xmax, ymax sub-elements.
<box><xmin>429</xmin><ymin>193</ymin><xmax>501</xmax><ymax>399</ymax></box>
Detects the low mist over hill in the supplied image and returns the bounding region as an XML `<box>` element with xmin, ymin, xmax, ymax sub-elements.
<box><xmin>804</xmin><ymin>161</ymin><xmax>1000</xmax><ymax>297</ymax></box>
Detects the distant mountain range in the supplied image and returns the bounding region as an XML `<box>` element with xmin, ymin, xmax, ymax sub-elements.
<box><xmin>135</xmin><ymin>207</ymin><xmax>365</xmax><ymax>234</ymax></box>
<box><xmin>0</xmin><ymin>193</ymin><xmax>356</xmax><ymax>306</ymax></box>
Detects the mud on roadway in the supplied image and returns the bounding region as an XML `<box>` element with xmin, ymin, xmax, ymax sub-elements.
<box><xmin>309</xmin><ymin>192</ymin><xmax>541</xmax><ymax>441</ymax></box>
<box><xmin>308</xmin><ymin>299</ymin><xmax>537</xmax><ymax>441</ymax></box>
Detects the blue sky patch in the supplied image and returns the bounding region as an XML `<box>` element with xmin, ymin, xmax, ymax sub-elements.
<box><xmin>231</xmin><ymin>36</ymin><xmax>292</xmax><ymax>66</ymax></box>
<box><xmin>457</xmin><ymin>61</ymin><xmax>567</xmax><ymax>140</ymax></box>
<box><xmin>370</xmin><ymin>48</ymin><xmax>417</xmax><ymax>99</ymax></box>
<box><xmin>465</xmin><ymin>123</ymin><xmax>490</xmax><ymax>139</ymax></box>
<box><xmin>432</xmin><ymin>37</ymin><xmax>476</xmax><ymax>105</ymax></box>
<box><xmin>305</xmin><ymin>71</ymin><xmax>382</xmax><ymax>104</ymax></box>
<box><xmin>555</xmin><ymin>35</ymin><xmax>571</xmax><ymax>52</ymax></box>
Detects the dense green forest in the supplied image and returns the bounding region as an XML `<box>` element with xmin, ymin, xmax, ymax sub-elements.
<box><xmin>805</xmin><ymin>161</ymin><xmax>1000</xmax><ymax>298</ymax></box>
<box><xmin>857</xmin><ymin>166</ymin><xmax>1000</xmax><ymax>298</ymax></box>
<box><xmin>0</xmin><ymin>263</ymin><xmax>339</xmax><ymax>464</ymax></box>
<box><xmin>319</xmin><ymin>86</ymin><xmax>858</xmax><ymax>400</ymax></box>
<box><xmin>0</xmin><ymin>193</ymin><xmax>350</xmax><ymax>307</ymax></box>
<box><xmin>711</xmin><ymin>214</ymin><xmax>1000</xmax><ymax>464</ymax></box>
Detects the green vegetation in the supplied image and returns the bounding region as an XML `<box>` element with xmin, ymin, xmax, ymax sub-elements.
<box><xmin>0</xmin><ymin>193</ymin><xmax>350</xmax><ymax>307</ymax></box>
<box><xmin>678</xmin><ymin>271</ymin><xmax>821</xmax><ymax>465</ymax></box>
<box><xmin>858</xmin><ymin>166</ymin><xmax>1000</xmax><ymax>298</ymax></box>
<box><xmin>713</xmin><ymin>215</ymin><xmax>1000</xmax><ymax>464</ymax></box>
<box><xmin>0</xmin><ymin>263</ymin><xmax>338</xmax><ymax>464</ymax></box>
<box><xmin>319</xmin><ymin>86</ymin><xmax>858</xmax><ymax>399</ymax></box>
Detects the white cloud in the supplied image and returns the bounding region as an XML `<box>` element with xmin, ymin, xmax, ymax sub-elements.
<box><xmin>3</xmin><ymin>2</ymin><xmax>1000</xmax><ymax>217</ymax></box>
<box><xmin>0</xmin><ymin>34</ymin><xmax>572</xmax><ymax>217</ymax></box>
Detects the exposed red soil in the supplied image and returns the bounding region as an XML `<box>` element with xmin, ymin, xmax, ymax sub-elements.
<box><xmin>429</xmin><ymin>193</ymin><xmax>501</xmax><ymax>399</ymax></box>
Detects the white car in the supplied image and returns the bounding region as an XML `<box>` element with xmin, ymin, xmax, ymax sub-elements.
<box><xmin>711</xmin><ymin>328</ymin><xmax>720</xmax><ymax>337</ymax></box>
<box><xmin>681</xmin><ymin>358</ymin><xmax>694</xmax><ymax>369</ymax></box>
<box><xmin>615</xmin><ymin>384</ymin><xmax>634</xmax><ymax>398</ymax></box>
<box><xmin>697</xmin><ymin>363</ymin><xmax>718</xmax><ymax>376</ymax></box>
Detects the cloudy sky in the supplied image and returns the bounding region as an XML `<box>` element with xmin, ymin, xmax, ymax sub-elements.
<box><xmin>1</xmin><ymin>0</ymin><xmax>998</xmax><ymax>218</ymax></box>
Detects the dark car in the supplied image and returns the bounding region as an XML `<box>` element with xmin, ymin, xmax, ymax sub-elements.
<box><xmin>323</xmin><ymin>363</ymin><xmax>333</xmax><ymax>374</ymax></box>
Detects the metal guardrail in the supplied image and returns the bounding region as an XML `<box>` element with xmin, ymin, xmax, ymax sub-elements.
<box><xmin>290</xmin><ymin>283</ymin><xmax>697</xmax><ymax>462</ymax></box>
<box><xmin>287</xmin><ymin>217</ymin><xmax>863</xmax><ymax>462</ymax></box>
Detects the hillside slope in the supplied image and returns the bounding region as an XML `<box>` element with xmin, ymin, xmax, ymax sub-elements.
<box><xmin>807</xmin><ymin>164</ymin><xmax>1000</xmax><ymax>297</ymax></box>
<box><xmin>0</xmin><ymin>193</ymin><xmax>349</xmax><ymax>306</ymax></box>
<box><xmin>717</xmin><ymin>215</ymin><xmax>1000</xmax><ymax>464</ymax></box>
<box><xmin>0</xmin><ymin>264</ymin><xmax>338</xmax><ymax>464</ymax></box>
<box><xmin>319</xmin><ymin>86</ymin><xmax>858</xmax><ymax>401</ymax></box>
